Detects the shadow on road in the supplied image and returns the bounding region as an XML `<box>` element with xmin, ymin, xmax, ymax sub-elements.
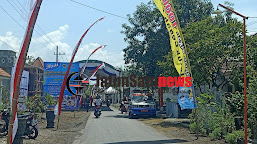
<box><xmin>104</xmin><ymin>114</ymin><xmax>156</xmax><ymax>119</ymax></box>
<box><xmin>79</xmin><ymin>106</ymin><xmax>113</xmax><ymax>111</ymax></box>
<box><xmin>104</xmin><ymin>114</ymin><xmax>129</xmax><ymax>118</ymax></box>
<box><xmin>106</xmin><ymin>139</ymin><xmax>188</xmax><ymax>144</ymax></box>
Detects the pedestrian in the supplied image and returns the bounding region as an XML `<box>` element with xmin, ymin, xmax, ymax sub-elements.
<box><xmin>90</xmin><ymin>95</ymin><xmax>93</xmax><ymax>107</ymax></box>
<box><xmin>85</xmin><ymin>95</ymin><xmax>90</xmax><ymax>112</ymax></box>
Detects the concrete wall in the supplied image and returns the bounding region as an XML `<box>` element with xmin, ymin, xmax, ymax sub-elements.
<box><xmin>166</xmin><ymin>102</ymin><xmax>179</xmax><ymax>118</ymax></box>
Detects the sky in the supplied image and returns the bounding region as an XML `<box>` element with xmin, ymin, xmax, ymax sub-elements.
<box><xmin>0</xmin><ymin>0</ymin><xmax>257</xmax><ymax>68</ymax></box>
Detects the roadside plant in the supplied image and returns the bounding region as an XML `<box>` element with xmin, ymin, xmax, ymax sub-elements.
<box><xmin>189</xmin><ymin>92</ymin><xmax>236</xmax><ymax>139</ymax></box>
<box><xmin>225</xmin><ymin>130</ymin><xmax>245</xmax><ymax>144</ymax></box>
<box><xmin>209</xmin><ymin>127</ymin><xmax>222</xmax><ymax>140</ymax></box>
<box><xmin>189</xmin><ymin>93</ymin><xmax>216</xmax><ymax>136</ymax></box>
<box><xmin>44</xmin><ymin>93</ymin><xmax>58</xmax><ymax>110</ymax></box>
<box><xmin>247</xmin><ymin>66</ymin><xmax>257</xmax><ymax>139</ymax></box>
<box><xmin>0</xmin><ymin>87</ymin><xmax>10</xmax><ymax>111</ymax></box>
<box><xmin>25</xmin><ymin>94</ymin><xmax>45</xmax><ymax>113</ymax></box>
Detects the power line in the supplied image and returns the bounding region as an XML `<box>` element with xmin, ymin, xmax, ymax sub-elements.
<box><xmin>0</xmin><ymin>4</ymin><xmax>49</xmax><ymax>49</ymax></box>
<box><xmin>0</xmin><ymin>5</ymin><xmax>25</xmax><ymax>30</ymax></box>
<box><xmin>4</xmin><ymin>1</ymin><xmax>68</xmax><ymax>62</ymax></box>
<box><xmin>6</xmin><ymin>0</ymin><xmax>54</xmax><ymax>49</ymax></box>
<box><xmin>247</xmin><ymin>20</ymin><xmax>257</xmax><ymax>26</ymax></box>
<box><xmin>0</xmin><ymin>38</ymin><xmax>18</xmax><ymax>52</ymax></box>
<box><xmin>248</xmin><ymin>27</ymin><xmax>257</xmax><ymax>32</ymax></box>
<box><xmin>69</xmin><ymin>0</ymin><xmax>127</xmax><ymax>19</ymax></box>
<box><xmin>15</xmin><ymin>0</ymin><xmax>69</xmax><ymax>61</ymax></box>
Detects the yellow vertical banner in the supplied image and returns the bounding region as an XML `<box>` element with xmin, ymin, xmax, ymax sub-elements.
<box><xmin>153</xmin><ymin>0</ymin><xmax>192</xmax><ymax>77</ymax></box>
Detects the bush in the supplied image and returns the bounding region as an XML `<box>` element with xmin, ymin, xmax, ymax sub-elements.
<box><xmin>44</xmin><ymin>94</ymin><xmax>58</xmax><ymax>107</ymax></box>
<box><xmin>209</xmin><ymin>127</ymin><xmax>222</xmax><ymax>140</ymax></box>
<box><xmin>200</xmin><ymin>127</ymin><xmax>207</xmax><ymax>136</ymax></box>
<box><xmin>190</xmin><ymin>122</ymin><xmax>197</xmax><ymax>133</ymax></box>
<box><xmin>225</xmin><ymin>130</ymin><xmax>244</xmax><ymax>144</ymax></box>
<box><xmin>25</xmin><ymin>95</ymin><xmax>45</xmax><ymax>113</ymax></box>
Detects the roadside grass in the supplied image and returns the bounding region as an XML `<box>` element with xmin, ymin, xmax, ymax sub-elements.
<box><xmin>141</xmin><ymin>118</ymin><xmax>225</xmax><ymax>144</ymax></box>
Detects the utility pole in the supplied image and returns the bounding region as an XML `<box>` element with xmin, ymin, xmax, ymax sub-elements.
<box><xmin>54</xmin><ymin>46</ymin><xmax>65</xmax><ymax>62</ymax></box>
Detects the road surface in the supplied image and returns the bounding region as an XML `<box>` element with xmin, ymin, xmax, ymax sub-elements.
<box><xmin>73</xmin><ymin>106</ymin><xmax>187</xmax><ymax>144</ymax></box>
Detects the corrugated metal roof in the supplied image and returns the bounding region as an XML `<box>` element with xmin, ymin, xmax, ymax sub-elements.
<box><xmin>0</xmin><ymin>68</ymin><xmax>11</xmax><ymax>77</ymax></box>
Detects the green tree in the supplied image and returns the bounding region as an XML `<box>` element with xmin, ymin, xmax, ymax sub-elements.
<box><xmin>122</xmin><ymin>0</ymin><xmax>213</xmax><ymax>77</ymax></box>
<box><xmin>26</xmin><ymin>55</ymin><xmax>35</xmax><ymax>65</ymax></box>
<box><xmin>160</xmin><ymin>16</ymin><xmax>245</xmax><ymax>90</ymax></box>
<box><xmin>172</xmin><ymin>0</ymin><xmax>213</xmax><ymax>28</ymax></box>
<box><xmin>158</xmin><ymin>1</ymin><xmax>257</xmax><ymax>91</ymax></box>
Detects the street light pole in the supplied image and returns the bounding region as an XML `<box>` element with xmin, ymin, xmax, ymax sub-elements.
<box><xmin>214</xmin><ymin>4</ymin><xmax>248</xmax><ymax>144</ymax></box>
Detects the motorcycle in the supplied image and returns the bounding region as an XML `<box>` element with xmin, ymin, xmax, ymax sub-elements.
<box><xmin>106</xmin><ymin>100</ymin><xmax>110</xmax><ymax>108</ymax></box>
<box><xmin>121</xmin><ymin>101</ymin><xmax>129</xmax><ymax>114</ymax></box>
<box><xmin>94</xmin><ymin>106</ymin><xmax>101</xmax><ymax>118</ymax></box>
<box><xmin>0</xmin><ymin>109</ymin><xmax>9</xmax><ymax>136</ymax></box>
<box><xmin>0</xmin><ymin>111</ymin><xmax>38</xmax><ymax>139</ymax></box>
<box><xmin>23</xmin><ymin>113</ymin><xmax>38</xmax><ymax>139</ymax></box>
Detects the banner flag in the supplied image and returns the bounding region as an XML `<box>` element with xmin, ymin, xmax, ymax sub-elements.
<box><xmin>80</xmin><ymin>45</ymin><xmax>106</xmax><ymax>77</ymax></box>
<box><xmin>153</xmin><ymin>0</ymin><xmax>196</xmax><ymax>109</ymax></box>
<box><xmin>58</xmin><ymin>17</ymin><xmax>104</xmax><ymax>117</ymax></box>
<box><xmin>8</xmin><ymin>0</ymin><xmax>43</xmax><ymax>143</ymax></box>
<box><xmin>79</xmin><ymin>96</ymin><xmax>83</xmax><ymax>107</ymax></box>
<box><xmin>83</xmin><ymin>62</ymin><xmax>105</xmax><ymax>81</ymax></box>
<box><xmin>178</xmin><ymin>84</ymin><xmax>197</xmax><ymax>110</ymax></box>
<box><xmin>153</xmin><ymin>0</ymin><xmax>191</xmax><ymax>77</ymax></box>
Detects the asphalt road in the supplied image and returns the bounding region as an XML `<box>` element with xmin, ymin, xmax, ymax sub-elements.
<box><xmin>72</xmin><ymin>106</ymin><xmax>187</xmax><ymax>144</ymax></box>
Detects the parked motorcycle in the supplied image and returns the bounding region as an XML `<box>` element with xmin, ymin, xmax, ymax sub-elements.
<box><xmin>23</xmin><ymin>113</ymin><xmax>38</xmax><ymax>139</ymax></box>
<box><xmin>94</xmin><ymin>106</ymin><xmax>101</xmax><ymax>118</ymax></box>
<box><xmin>0</xmin><ymin>109</ymin><xmax>9</xmax><ymax>136</ymax></box>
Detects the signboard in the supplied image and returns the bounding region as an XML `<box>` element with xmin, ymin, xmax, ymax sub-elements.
<box><xmin>43</xmin><ymin>62</ymin><xmax>79</xmax><ymax>110</ymax></box>
<box><xmin>18</xmin><ymin>70</ymin><xmax>29</xmax><ymax>110</ymax></box>
<box><xmin>178</xmin><ymin>84</ymin><xmax>197</xmax><ymax>110</ymax></box>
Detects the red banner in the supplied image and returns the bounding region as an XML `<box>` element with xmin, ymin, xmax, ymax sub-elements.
<box><xmin>8</xmin><ymin>0</ymin><xmax>43</xmax><ymax>143</ymax></box>
<box><xmin>58</xmin><ymin>17</ymin><xmax>104</xmax><ymax>116</ymax></box>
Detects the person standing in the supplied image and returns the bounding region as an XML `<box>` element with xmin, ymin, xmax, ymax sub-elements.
<box><xmin>90</xmin><ymin>95</ymin><xmax>93</xmax><ymax>107</ymax></box>
<box><xmin>85</xmin><ymin>95</ymin><xmax>90</xmax><ymax>112</ymax></box>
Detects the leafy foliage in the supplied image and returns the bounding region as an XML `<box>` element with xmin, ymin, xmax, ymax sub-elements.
<box><xmin>225</xmin><ymin>130</ymin><xmax>245</xmax><ymax>144</ymax></box>
<box><xmin>25</xmin><ymin>94</ymin><xmax>45</xmax><ymax>113</ymax></box>
<box><xmin>44</xmin><ymin>93</ymin><xmax>58</xmax><ymax>108</ymax></box>
<box><xmin>122</xmin><ymin>0</ymin><xmax>213</xmax><ymax>77</ymax></box>
<box><xmin>189</xmin><ymin>93</ymin><xmax>235</xmax><ymax>138</ymax></box>
<box><xmin>0</xmin><ymin>86</ymin><xmax>10</xmax><ymax>111</ymax></box>
<box><xmin>209</xmin><ymin>127</ymin><xmax>222</xmax><ymax>140</ymax></box>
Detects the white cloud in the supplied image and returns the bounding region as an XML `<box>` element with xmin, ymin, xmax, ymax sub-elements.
<box><xmin>0</xmin><ymin>32</ymin><xmax>22</xmax><ymax>52</ymax></box>
<box><xmin>75</xmin><ymin>43</ymin><xmax>124</xmax><ymax>67</ymax></box>
<box><xmin>0</xmin><ymin>25</ymin><xmax>125</xmax><ymax>68</ymax></box>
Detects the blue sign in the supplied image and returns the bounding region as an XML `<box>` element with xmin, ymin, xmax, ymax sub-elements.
<box><xmin>43</xmin><ymin>62</ymin><xmax>80</xmax><ymax>110</ymax></box>
<box><xmin>178</xmin><ymin>84</ymin><xmax>197</xmax><ymax>110</ymax></box>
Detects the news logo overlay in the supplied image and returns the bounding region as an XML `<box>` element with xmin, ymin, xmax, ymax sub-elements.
<box><xmin>65</xmin><ymin>74</ymin><xmax>197</xmax><ymax>110</ymax></box>
<box><xmin>95</xmin><ymin>75</ymin><xmax>192</xmax><ymax>88</ymax></box>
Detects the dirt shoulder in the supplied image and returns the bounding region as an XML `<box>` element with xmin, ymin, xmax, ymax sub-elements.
<box><xmin>0</xmin><ymin>110</ymin><xmax>91</xmax><ymax>144</ymax></box>
<box><xmin>139</xmin><ymin>118</ymin><xmax>225</xmax><ymax>144</ymax></box>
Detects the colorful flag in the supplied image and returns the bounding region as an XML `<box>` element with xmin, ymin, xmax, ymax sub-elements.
<box><xmin>153</xmin><ymin>0</ymin><xmax>196</xmax><ymax>109</ymax></box>
<box><xmin>178</xmin><ymin>84</ymin><xmax>197</xmax><ymax>110</ymax></box>
<box><xmin>8</xmin><ymin>0</ymin><xmax>43</xmax><ymax>143</ymax></box>
<box><xmin>83</xmin><ymin>62</ymin><xmax>105</xmax><ymax>81</ymax></box>
<box><xmin>153</xmin><ymin>0</ymin><xmax>191</xmax><ymax>77</ymax></box>
<box><xmin>58</xmin><ymin>17</ymin><xmax>104</xmax><ymax>116</ymax></box>
<box><xmin>79</xmin><ymin>96</ymin><xmax>83</xmax><ymax>107</ymax></box>
<box><xmin>80</xmin><ymin>45</ymin><xmax>106</xmax><ymax>77</ymax></box>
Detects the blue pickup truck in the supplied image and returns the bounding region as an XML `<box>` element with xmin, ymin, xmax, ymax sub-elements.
<box><xmin>128</xmin><ymin>91</ymin><xmax>156</xmax><ymax>118</ymax></box>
